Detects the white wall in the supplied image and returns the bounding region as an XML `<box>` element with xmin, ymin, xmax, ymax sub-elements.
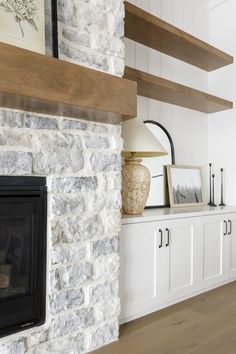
<box><xmin>208</xmin><ymin>0</ymin><xmax>236</xmax><ymax>205</ymax></box>
<box><xmin>125</xmin><ymin>0</ymin><xmax>209</xmax><ymax>186</ymax></box>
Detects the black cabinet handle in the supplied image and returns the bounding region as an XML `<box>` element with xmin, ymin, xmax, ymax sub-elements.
<box><xmin>224</xmin><ymin>220</ymin><xmax>228</xmax><ymax>236</ymax></box>
<box><xmin>166</xmin><ymin>228</ymin><xmax>170</xmax><ymax>247</ymax></box>
<box><xmin>159</xmin><ymin>229</ymin><xmax>163</xmax><ymax>248</ymax></box>
<box><xmin>228</xmin><ymin>220</ymin><xmax>232</xmax><ymax>235</ymax></box>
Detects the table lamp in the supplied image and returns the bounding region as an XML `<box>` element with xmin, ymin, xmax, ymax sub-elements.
<box><xmin>121</xmin><ymin>118</ymin><xmax>168</xmax><ymax>215</ymax></box>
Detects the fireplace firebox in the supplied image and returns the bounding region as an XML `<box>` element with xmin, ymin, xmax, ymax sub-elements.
<box><xmin>0</xmin><ymin>176</ymin><xmax>47</xmax><ymax>338</ymax></box>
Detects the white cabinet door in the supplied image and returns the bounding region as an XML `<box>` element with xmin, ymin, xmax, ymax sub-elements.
<box><xmin>163</xmin><ymin>219</ymin><xmax>199</xmax><ymax>303</ymax></box>
<box><xmin>119</xmin><ymin>221</ymin><xmax>164</xmax><ymax>322</ymax></box>
<box><xmin>199</xmin><ymin>215</ymin><xmax>227</xmax><ymax>289</ymax></box>
<box><xmin>226</xmin><ymin>214</ymin><xmax>236</xmax><ymax>280</ymax></box>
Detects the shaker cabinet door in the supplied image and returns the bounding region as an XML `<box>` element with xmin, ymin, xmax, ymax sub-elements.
<box><xmin>199</xmin><ymin>215</ymin><xmax>227</xmax><ymax>289</ymax></box>
<box><xmin>163</xmin><ymin>219</ymin><xmax>199</xmax><ymax>303</ymax></box>
<box><xmin>226</xmin><ymin>214</ymin><xmax>236</xmax><ymax>280</ymax></box>
<box><xmin>119</xmin><ymin>222</ymin><xmax>164</xmax><ymax>322</ymax></box>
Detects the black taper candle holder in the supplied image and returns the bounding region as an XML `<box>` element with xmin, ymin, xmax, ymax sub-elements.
<box><xmin>211</xmin><ymin>174</ymin><xmax>217</xmax><ymax>207</ymax></box>
<box><xmin>208</xmin><ymin>163</ymin><xmax>213</xmax><ymax>205</ymax></box>
<box><xmin>219</xmin><ymin>168</ymin><xmax>226</xmax><ymax>207</ymax></box>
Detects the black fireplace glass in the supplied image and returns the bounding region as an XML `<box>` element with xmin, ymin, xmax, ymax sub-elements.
<box><xmin>0</xmin><ymin>177</ymin><xmax>47</xmax><ymax>338</ymax></box>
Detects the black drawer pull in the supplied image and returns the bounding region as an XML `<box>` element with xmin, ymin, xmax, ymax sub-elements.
<box><xmin>159</xmin><ymin>229</ymin><xmax>163</xmax><ymax>248</ymax></box>
<box><xmin>166</xmin><ymin>228</ymin><xmax>170</xmax><ymax>247</ymax></box>
<box><xmin>224</xmin><ymin>220</ymin><xmax>228</xmax><ymax>236</ymax></box>
<box><xmin>228</xmin><ymin>220</ymin><xmax>232</xmax><ymax>235</ymax></box>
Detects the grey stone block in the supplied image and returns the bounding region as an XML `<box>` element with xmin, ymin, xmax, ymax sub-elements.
<box><xmin>51</xmin><ymin>195</ymin><xmax>85</xmax><ymax>216</ymax></box>
<box><xmin>49</xmin><ymin>289</ymin><xmax>84</xmax><ymax>315</ymax></box>
<box><xmin>90</xmin><ymin>152</ymin><xmax>121</xmax><ymax>172</ymax></box>
<box><xmin>0</xmin><ymin>110</ymin><xmax>23</xmax><ymax>127</ymax></box>
<box><xmin>27</xmin><ymin>330</ymin><xmax>49</xmax><ymax>350</ymax></box>
<box><xmin>51</xmin><ymin>243</ymin><xmax>86</xmax><ymax>265</ymax></box>
<box><xmin>51</xmin><ymin>308</ymin><xmax>94</xmax><ymax>338</ymax></box>
<box><xmin>0</xmin><ymin>151</ymin><xmax>32</xmax><ymax>174</ymax></box>
<box><xmin>62</xmin><ymin>119</ymin><xmax>87</xmax><ymax>130</ymax></box>
<box><xmin>60</xmin><ymin>40</ymin><xmax>90</xmax><ymax>65</ymax></box>
<box><xmin>93</xmin><ymin>254</ymin><xmax>119</xmax><ymax>281</ymax></box>
<box><xmin>59</xmin><ymin>41</ymin><xmax>109</xmax><ymax>72</ymax></box>
<box><xmin>32</xmin><ymin>333</ymin><xmax>85</xmax><ymax>354</ymax></box>
<box><xmin>90</xmin><ymin>321</ymin><xmax>119</xmax><ymax>350</ymax></box>
<box><xmin>53</xmin><ymin>214</ymin><xmax>104</xmax><ymax>244</ymax></box>
<box><xmin>101</xmin><ymin>209</ymin><xmax>121</xmax><ymax>234</ymax></box>
<box><xmin>84</xmin><ymin>135</ymin><xmax>110</xmax><ymax>149</ymax></box>
<box><xmin>34</xmin><ymin>133</ymin><xmax>84</xmax><ymax>174</ymax></box>
<box><xmin>25</xmin><ymin>114</ymin><xmax>58</xmax><ymax>129</ymax></box>
<box><xmin>96</xmin><ymin>298</ymin><xmax>120</xmax><ymax>322</ymax></box>
<box><xmin>0</xmin><ymin>131</ymin><xmax>32</xmax><ymax>147</ymax></box>
<box><xmin>88</xmin><ymin>123</ymin><xmax>108</xmax><ymax>134</ymax></box>
<box><xmin>60</xmin><ymin>262</ymin><xmax>93</xmax><ymax>288</ymax></box>
<box><xmin>0</xmin><ymin>338</ymin><xmax>27</xmax><ymax>354</ymax></box>
<box><xmin>89</xmin><ymin>281</ymin><xmax>117</xmax><ymax>305</ymax></box>
<box><xmin>106</xmin><ymin>192</ymin><xmax>122</xmax><ymax>209</ymax></box>
<box><xmin>51</xmin><ymin>176</ymin><xmax>98</xmax><ymax>193</ymax></box>
<box><xmin>57</xmin><ymin>0</ymin><xmax>77</xmax><ymax>27</ymax></box>
<box><xmin>87</xmin><ymin>193</ymin><xmax>106</xmax><ymax>214</ymax></box>
<box><xmin>62</xmin><ymin>27</ymin><xmax>90</xmax><ymax>48</ymax></box>
<box><xmin>92</xmin><ymin>236</ymin><xmax>119</xmax><ymax>257</ymax></box>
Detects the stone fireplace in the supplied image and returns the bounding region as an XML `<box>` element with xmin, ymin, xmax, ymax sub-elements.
<box><xmin>0</xmin><ymin>176</ymin><xmax>47</xmax><ymax>338</ymax></box>
<box><xmin>0</xmin><ymin>0</ymin><xmax>124</xmax><ymax>352</ymax></box>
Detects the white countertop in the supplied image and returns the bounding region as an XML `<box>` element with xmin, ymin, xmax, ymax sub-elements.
<box><xmin>121</xmin><ymin>206</ymin><xmax>236</xmax><ymax>225</ymax></box>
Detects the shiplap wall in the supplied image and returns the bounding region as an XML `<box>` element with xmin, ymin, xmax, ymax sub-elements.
<box><xmin>208</xmin><ymin>0</ymin><xmax>236</xmax><ymax>205</ymax></box>
<box><xmin>125</xmin><ymin>0</ymin><xmax>209</xmax><ymax>187</ymax></box>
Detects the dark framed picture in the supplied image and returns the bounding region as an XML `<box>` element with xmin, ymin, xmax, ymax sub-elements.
<box><xmin>0</xmin><ymin>0</ymin><xmax>45</xmax><ymax>53</ymax></box>
<box><xmin>45</xmin><ymin>0</ymin><xmax>58</xmax><ymax>57</ymax></box>
<box><xmin>167</xmin><ymin>165</ymin><xmax>205</xmax><ymax>208</ymax></box>
<box><xmin>143</xmin><ymin>121</ymin><xmax>175</xmax><ymax>208</ymax></box>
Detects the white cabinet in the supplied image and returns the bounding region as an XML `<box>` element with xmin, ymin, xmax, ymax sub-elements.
<box><xmin>120</xmin><ymin>217</ymin><xmax>200</xmax><ymax>322</ymax></box>
<box><xmin>119</xmin><ymin>221</ymin><xmax>164</xmax><ymax>320</ymax></box>
<box><xmin>199</xmin><ymin>215</ymin><xmax>227</xmax><ymax>289</ymax></box>
<box><xmin>227</xmin><ymin>215</ymin><xmax>236</xmax><ymax>279</ymax></box>
<box><xmin>120</xmin><ymin>208</ymin><xmax>236</xmax><ymax>323</ymax></box>
<box><xmin>163</xmin><ymin>219</ymin><xmax>199</xmax><ymax>303</ymax></box>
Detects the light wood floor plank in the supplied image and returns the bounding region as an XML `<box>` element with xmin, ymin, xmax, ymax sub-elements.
<box><xmin>91</xmin><ymin>282</ymin><xmax>236</xmax><ymax>354</ymax></box>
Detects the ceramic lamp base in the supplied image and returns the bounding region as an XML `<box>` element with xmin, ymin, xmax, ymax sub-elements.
<box><xmin>122</xmin><ymin>158</ymin><xmax>150</xmax><ymax>215</ymax></box>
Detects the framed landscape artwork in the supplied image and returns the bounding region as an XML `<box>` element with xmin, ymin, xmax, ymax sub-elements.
<box><xmin>167</xmin><ymin>165</ymin><xmax>205</xmax><ymax>208</ymax></box>
<box><xmin>0</xmin><ymin>0</ymin><xmax>45</xmax><ymax>53</ymax></box>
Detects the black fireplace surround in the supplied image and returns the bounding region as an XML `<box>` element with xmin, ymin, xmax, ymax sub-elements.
<box><xmin>0</xmin><ymin>176</ymin><xmax>47</xmax><ymax>338</ymax></box>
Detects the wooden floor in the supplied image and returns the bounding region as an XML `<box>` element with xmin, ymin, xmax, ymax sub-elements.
<box><xmin>91</xmin><ymin>282</ymin><xmax>236</xmax><ymax>354</ymax></box>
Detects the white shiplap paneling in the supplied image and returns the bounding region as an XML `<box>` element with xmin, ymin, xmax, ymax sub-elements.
<box><xmin>125</xmin><ymin>0</ymin><xmax>209</xmax><ymax>184</ymax></box>
<box><xmin>208</xmin><ymin>0</ymin><xmax>236</xmax><ymax>205</ymax></box>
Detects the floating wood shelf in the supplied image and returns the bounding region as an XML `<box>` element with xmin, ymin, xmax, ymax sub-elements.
<box><xmin>125</xmin><ymin>1</ymin><xmax>233</xmax><ymax>72</ymax></box>
<box><xmin>124</xmin><ymin>67</ymin><xmax>233</xmax><ymax>114</ymax></box>
<box><xmin>0</xmin><ymin>42</ymin><xmax>137</xmax><ymax>124</ymax></box>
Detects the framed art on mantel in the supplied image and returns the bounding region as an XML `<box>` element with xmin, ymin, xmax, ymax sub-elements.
<box><xmin>143</xmin><ymin>121</ymin><xmax>175</xmax><ymax>208</ymax></box>
<box><xmin>0</xmin><ymin>0</ymin><xmax>45</xmax><ymax>53</ymax></box>
<box><xmin>167</xmin><ymin>165</ymin><xmax>205</xmax><ymax>208</ymax></box>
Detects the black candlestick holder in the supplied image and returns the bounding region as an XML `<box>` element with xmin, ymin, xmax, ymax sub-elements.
<box><xmin>211</xmin><ymin>174</ymin><xmax>217</xmax><ymax>207</ymax></box>
<box><xmin>208</xmin><ymin>163</ymin><xmax>213</xmax><ymax>205</ymax></box>
<box><xmin>219</xmin><ymin>168</ymin><xmax>226</xmax><ymax>207</ymax></box>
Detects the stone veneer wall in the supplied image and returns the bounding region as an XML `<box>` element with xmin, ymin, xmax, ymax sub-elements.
<box><xmin>0</xmin><ymin>0</ymin><xmax>125</xmax><ymax>353</ymax></box>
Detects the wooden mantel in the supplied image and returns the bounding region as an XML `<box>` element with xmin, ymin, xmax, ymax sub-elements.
<box><xmin>0</xmin><ymin>42</ymin><xmax>137</xmax><ymax>124</ymax></box>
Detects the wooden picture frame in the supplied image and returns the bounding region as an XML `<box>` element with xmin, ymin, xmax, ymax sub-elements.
<box><xmin>0</xmin><ymin>0</ymin><xmax>45</xmax><ymax>54</ymax></box>
<box><xmin>167</xmin><ymin>165</ymin><xmax>205</xmax><ymax>208</ymax></box>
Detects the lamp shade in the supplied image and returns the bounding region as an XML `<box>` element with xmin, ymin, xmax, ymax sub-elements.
<box><xmin>122</xmin><ymin>118</ymin><xmax>167</xmax><ymax>158</ymax></box>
